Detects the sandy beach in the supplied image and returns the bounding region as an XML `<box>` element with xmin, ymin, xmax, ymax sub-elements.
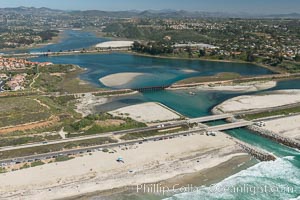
<box><xmin>72</xmin><ymin>155</ymin><xmax>253</xmax><ymax>200</ymax></box>
<box><xmin>109</xmin><ymin>102</ymin><xmax>181</xmax><ymax>123</ymax></box>
<box><xmin>196</xmin><ymin>81</ymin><xmax>276</xmax><ymax>92</ymax></box>
<box><xmin>214</xmin><ymin>90</ymin><xmax>300</xmax><ymax>113</ymax></box>
<box><xmin>0</xmin><ymin>132</ymin><xmax>245</xmax><ymax>200</ymax></box>
<box><xmin>99</xmin><ymin>72</ymin><xmax>148</xmax><ymax>87</ymax></box>
<box><xmin>95</xmin><ymin>41</ymin><xmax>134</xmax><ymax>48</ymax></box>
<box><xmin>263</xmin><ymin>115</ymin><xmax>300</xmax><ymax>141</ymax></box>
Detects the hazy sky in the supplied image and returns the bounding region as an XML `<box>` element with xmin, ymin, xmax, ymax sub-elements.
<box><xmin>0</xmin><ymin>0</ymin><xmax>299</xmax><ymax>14</ymax></box>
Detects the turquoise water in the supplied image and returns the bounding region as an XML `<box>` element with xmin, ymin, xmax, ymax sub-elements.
<box><xmin>163</xmin><ymin>127</ymin><xmax>300</xmax><ymax>200</ymax></box>
<box><xmin>31</xmin><ymin>53</ymin><xmax>273</xmax><ymax>89</ymax></box>
<box><xmin>29</xmin><ymin>31</ymin><xmax>300</xmax><ymax>200</ymax></box>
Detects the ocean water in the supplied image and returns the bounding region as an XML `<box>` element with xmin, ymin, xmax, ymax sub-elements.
<box><xmin>167</xmin><ymin>156</ymin><xmax>300</xmax><ymax>200</ymax></box>
<box><xmin>162</xmin><ymin>126</ymin><xmax>300</xmax><ymax>200</ymax></box>
<box><xmin>29</xmin><ymin>31</ymin><xmax>300</xmax><ymax>200</ymax></box>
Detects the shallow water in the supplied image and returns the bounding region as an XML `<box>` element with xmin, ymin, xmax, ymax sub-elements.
<box><xmin>31</xmin><ymin>52</ymin><xmax>274</xmax><ymax>89</ymax></box>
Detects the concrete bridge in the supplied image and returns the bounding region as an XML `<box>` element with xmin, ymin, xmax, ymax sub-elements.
<box><xmin>207</xmin><ymin>121</ymin><xmax>253</xmax><ymax>131</ymax></box>
<box><xmin>188</xmin><ymin>114</ymin><xmax>233</xmax><ymax>123</ymax></box>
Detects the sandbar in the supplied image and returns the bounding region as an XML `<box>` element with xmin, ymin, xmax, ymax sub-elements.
<box><xmin>99</xmin><ymin>72</ymin><xmax>147</xmax><ymax>87</ymax></box>
<box><xmin>214</xmin><ymin>90</ymin><xmax>300</xmax><ymax>113</ymax></box>
<box><xmin>95</xmin><ymin>41</ymin><xmax>134</xmax><ymax>48</ymax></box>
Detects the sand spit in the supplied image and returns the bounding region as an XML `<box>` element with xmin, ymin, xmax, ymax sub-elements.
<box><xmin>214</xmin><ymin>90</ymin><xmax>300</xmax><ymax>113</ymax></box>
<box><xmin>0</xmin><ymin>133</ymin><xmax>245</xmax><ymax>200</ymax></box>
<box><xmin>99</xmin><ymin>72</ymin><xmax>147</xmax><ymax>87</ymax></box>
<box><xmin>109</xmin><ymin>102</ymin><xmax>181</xmax><ymax>123</ymax></box>
<box><xmin>197</xmin><ymin>81</ymin><xmax>276</xmax><ymax>92</ymax></box>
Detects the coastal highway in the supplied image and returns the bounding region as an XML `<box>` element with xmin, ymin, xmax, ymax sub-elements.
<box><xmin>0</xmin><ymin>120</ymin><xmax>189</xmax><ymax>152</ymax></box>
<box><xmin>0</xmin><ymin>128</ymin><xmax>207</xmax><ymax>166</ymax></box>
<box><xmin>0</xmin><ymin>114</ymin><xmax>233</xmax><ymax>152</ymax></box>
<box><xmin>207</xmin><ymin>121</ymin><xmax>253</xmax><ymax>132</ymax></box>
<box><xmin>0</xmin><ymin>120</ymin><xmax>253</xmax><ymax>165</ymax></box>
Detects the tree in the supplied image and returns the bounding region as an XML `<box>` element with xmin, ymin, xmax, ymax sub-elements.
<box><xmin>246</xmin><ymin>51</ymin><xmax>255</xmax><ymax>62</ymax></box>
<box><xmin>199</xmin><ymin>49</ymin><xmax>206</xmax><ymax>57</ymax></box>
<box><xmin>295</xmin><ymin>53</ymin><xmax>300</xmax><ymax>62</ymax></box>
<box><xmin>187</xmin><ymin>47</ymin><xmax>193</xmax><ymax>58</ymax></box>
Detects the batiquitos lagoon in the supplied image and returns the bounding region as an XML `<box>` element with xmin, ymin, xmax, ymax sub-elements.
<box><xmin>0</xmin><ymin>3</ymin><xmax>300</xmax><ymax>200</ymax></box>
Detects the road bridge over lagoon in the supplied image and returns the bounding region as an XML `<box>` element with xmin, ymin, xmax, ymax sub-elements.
<box><xmin>207</xmin><ymin>121</ymin><xmax>253</xmax><ymax>132</ymax></box>
<box><xmin>0</xmin><ymin>112</ymin><xmax>259</xmax><ymax>166</ymax></box>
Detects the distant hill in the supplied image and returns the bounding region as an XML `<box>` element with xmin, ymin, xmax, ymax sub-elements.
<box><xmin>265</xmin><ymin>13</ymin><xmax>300</xmax><ymax>19</ymax></box>
<box><xmin>0</xmin><ymin>6</ymin><xmax>64</xmax><ymax>15</ymax></box>
<box><xmin>0</xmin><ymin>7</ymin><xmax>299</xmax><ymax>19</ymax></box>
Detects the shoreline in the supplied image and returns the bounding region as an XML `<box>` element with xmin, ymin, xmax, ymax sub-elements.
<box><xmin>126</xmin><ymin>51</ymin><xmax>282</xmax><ymax>74</ymax></box>
<box><xmin>0</xmin><ymin>133</ymin><xmax>247</xmax><ymax>200</ymax></box>
<box><xmin>64</xmin><ymin>155</ymin><xmax>254</xmax><ymax>200</ymax></box>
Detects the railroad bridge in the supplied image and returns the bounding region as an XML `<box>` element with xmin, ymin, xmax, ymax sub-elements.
<box><xmin>132</xmin><ymin>85</ymin><xmax>170</xmax><ymax>92</ymax></box>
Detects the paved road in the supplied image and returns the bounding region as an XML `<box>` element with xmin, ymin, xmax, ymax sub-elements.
<box><xmin>0</xmin><ymin>128</ymin><xmax>206</xmax><ymax>166</ymax></box>
<box><xmin>188</xmin><ymin>114</ymin><xmax>233</xmax><ymax>123</ymax></box>
<box><xmin>0</xmin><ymin>121</ymin><xmax>188</xmax><ymax>152</ymax></box>
<box><xmin>207</xmin><ymin>121</ymin><xmax>253</xmax><ymax>131</ymax></box>
<box><xmin>0</xmin><ymin>114</ymin><xmax>235</xmax><ymax>152</ymax></box>
<box><xmin>0</xmin><ymin>114</ymin><xmax>249</xmax><ymax>165</ymax></box>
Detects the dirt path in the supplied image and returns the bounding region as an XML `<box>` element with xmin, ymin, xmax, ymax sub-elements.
<box><xmin>32</xmin><ymin>98</ymin><xmax>50</xmax><ymax>109</ymax></box>
<box><xmin>0</xmin><ymin>115</ymin><xmax>59</xmax><ymax>134</ymax></box>
<box><xmin>29</xmin><ymin>73</ymin><xmax>40</xmax><ymax>90</ymax></box>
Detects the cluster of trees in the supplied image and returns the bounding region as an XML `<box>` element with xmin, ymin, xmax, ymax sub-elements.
<box><xmin>0</xmin><ymin>29</ymin><xmax>59</xmax><ymax>49</ymax></box>
<box><xmin>132</xmin><ymin>41</ymin><xmax>174</xmax><ymax>55</ymax></box>
<box><xmin>295</xmin><ymin>54</ymin><xmax>300</xmax><ymax>62</ymax></box>
<box><xmin>37</xmin><ymin>30</ymin><xmax>59</xmax><ymax>41</ymax></box>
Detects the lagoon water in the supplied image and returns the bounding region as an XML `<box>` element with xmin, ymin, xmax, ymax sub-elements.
<box><xmin>32</xmin><ymin>52</ymin><xmax>273</xmax><ymax>89</ymax></box>
<box><xmin>31</xmin><ymin>30</ymin><xmax>108</xmax><ymax>53</ymax></box>
<box><xmin>30</xmin><ymin>31</ymin><xmax>300</xmax><ymax>200</ymax></box>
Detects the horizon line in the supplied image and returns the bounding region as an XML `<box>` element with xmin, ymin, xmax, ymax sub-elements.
<box><xmin>0</xmin><ymin>6</ymin><xmax>299</xmax><ymax>15</ymax></box>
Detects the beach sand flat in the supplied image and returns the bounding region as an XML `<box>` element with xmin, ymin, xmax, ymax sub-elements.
<box><xmin>263</xmin><ymin>115</ymin><xmax>300</xmax><ymax>141</ymax></box>
<box><xmin>99</xmin><ymin>72</ymin><xmax>147</xmax><ymax>87</ymax></box>
<box><xmin>109</xmin><ymin>102</ymin><xmax>181</xmax><ymax>123</ymax></box>
<box><xmin>214</xmin><ymin>90</ymin><xmax>300</xmax><ymax>113</ymax></box>
<box><xmin>197</xmin><ymin>81</ymin><xmax>276</xmax><ymax>92</ymax></box>
<box><xmin>95</xmin><ymin>41</ymin><xmax>134</xmax><ymax>48</ymax></box>
<box><xmin>0</xmin><ymin>133</ymin><xmax>244</xmax><ymax>200</ymax></box>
